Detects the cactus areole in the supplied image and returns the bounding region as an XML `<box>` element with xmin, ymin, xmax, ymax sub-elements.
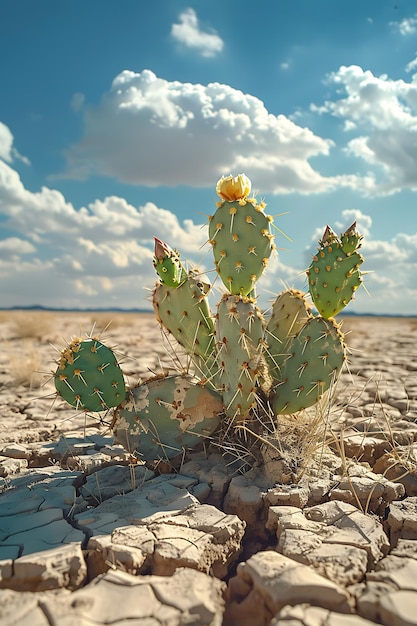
<box><xmin>53</xmin><ymin>173</ymin><xmax>366</xmax><ymax>460</ymax></box>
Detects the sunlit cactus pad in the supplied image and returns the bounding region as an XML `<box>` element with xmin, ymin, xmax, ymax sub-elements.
<box><xmin>112</xmin><ymin>374</ymin><xmax>223</xmax><ymax>459</ymax></box>
<box><xmin>54</xmin><ymin>338</ymin><xmax>126</xmax><ymax>412</ymax></box>
<box><xmin>307</xmin><ymin>223</ymin><xmax>364</xmax><ymax>318</ymax></box>
<box><xmin>271</xmin><ymin>317</ymin><xmax>346</xmax><ymax>415</ymax></box>
<box><xmin>153</xmin><ymin>273</ymin><xmax>215</xmax><ymax>361</ymax></box>
<box><xmin>265</xmin><ymin>289</ymin><xmax>313</xmax><ymax>379</ymax></box>
<box><xmin>216</xmin><ymin>295</ymin><xmax>266</xmax><ymax>421</ymax></box>
<box><xmin>208</xmin><ymin>174</ymin><xmax>274</xmax><ymax>296</ymax></box>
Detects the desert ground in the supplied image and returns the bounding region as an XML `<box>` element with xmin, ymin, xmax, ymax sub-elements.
<box><xmin>0</xmin><ymin>310</ymin><xmax>416</xmax><ymax>625</ymax></box>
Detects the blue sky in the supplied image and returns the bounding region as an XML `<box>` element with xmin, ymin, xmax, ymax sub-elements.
<box><xmin>1</xmin><ymin>0</ymin><xmax>417</xmax><ymax>314</ymax></box>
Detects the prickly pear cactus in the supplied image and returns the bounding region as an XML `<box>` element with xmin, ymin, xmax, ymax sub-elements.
<box><xmin>216</xmin><ymin>295</ymin><xmax>266</xmax><ymax>421</ymax></box>
<box><xmin>208</xmin><ymin>174</ymin><xmax>274</xmax><ymax>296</ymax></box>
<box><xmin>271</xmin><ymin>317</ymin><xmax>346</xmax><ymax>415</ymax></box>
<box><xmin>112</xmin><ymin>374</ymin><xmax>223</xmax><ymax>459</ymax></box>
<box><xmin>54</xmin><ymin>338</ymin><xmax>126</xmax><ymax>412</ymax></box>
<box><xmin>48</xmin><ymin>173</ymin><xmax>367</xmax><ymax>465</ymax></box>
<box><xmin>307</xmin><ymin>223</ymin><xmax>364</xmax><ymax>318</ymax></box>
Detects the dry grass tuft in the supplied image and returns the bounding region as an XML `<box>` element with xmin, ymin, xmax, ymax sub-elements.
<box><xmin>9</xmin><ymin>341</ymin><xmax>44</xmax><ymax>389</ymax></box>
<box><xmin>12</xmin><ymin>312</ymin><xmax>54</xmax><ymax>340</ymax></box>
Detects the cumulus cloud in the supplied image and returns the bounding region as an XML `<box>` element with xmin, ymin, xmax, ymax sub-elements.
<box><xmin>1</xmin><ymin>121</ymin><xmax>416</xmax><ymax>314</ymax></box>
<box><xmin>61</xmin><ymin>68</ymin><xmax>361</xmax><ymax>195</ymax></box>
<box><xmin>312</xmin><ymin>64</ymin><xmax>417</xmax><ymax>194</ymax></box>
<box><xmin>171</xmin><ymin>8</ymin><xmax>223</xmax><ymax>57</ymax></box>
<box><xmin>390</xmin><ymin>14</ymin><xmax>417</xmax><ymax>36</ymax></box>
<box><xmin>0</xmin><ymin>122</ymin><xmax>30</xmax><ymax>165</ymax></box>
<box><xmin>0</xmin><ymin>156</ymin><xmax>211</xmax><ymax>308</ymax></box>
<box><xmin>0</xmin><ymin>237</ymin><xmax>36</xmax><ymax>259</ymax></box>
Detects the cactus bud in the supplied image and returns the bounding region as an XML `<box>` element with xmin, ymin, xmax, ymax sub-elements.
<box><xmin>153</xmin><ymin>237</ymin><xmax>186</xmax><ymax>287</ymax></box>
<box><xmin>341</xmin><ymin>221</ymin><xmax>363</xmax><ymax>256</ymax></box>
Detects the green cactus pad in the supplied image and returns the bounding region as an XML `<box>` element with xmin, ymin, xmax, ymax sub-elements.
<box><xmin>55</xmin><ymin>338</ymin><xmax>126</xmax><ymax>412</ymax></box>
<box><xmin>208</xmin><ymin>199</ymin><xmax>274</xmax><ymax>296</ymax></box>
<box><xmin>112</xmin><ymin>374</ymin><xmax>223</xmax><ymax>459</ymax></box>
<box><xmin>153</xmin><ymin>272</ymin><xmax>215</xmax><ymax>368</ymax></box>
<box><xmin>215</xmin><ymin>295</ymin><xmax>266</xmax><ymax>422</ymax></box>
<box><xmin>265</xmin><ymin>289</ymin><xmax>312</xmax><ymax>380</ymax></box>
<box><xmin>153</xmin><ymin>237</ymin><xmax>187</xmax><ymax>288</ymax></box>
<box><xmin>307</xmin><ymin>229</ymin><xmax>364</xmax><ymax>318</ymax></box>
<box><xmin>272</xmin><ymin>317</ymin><xmax>346</xmax><ymax>415</ymax></box>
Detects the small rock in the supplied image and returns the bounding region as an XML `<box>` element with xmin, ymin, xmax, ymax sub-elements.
<box><xmin>181</xmin><ymin>451</ymin><xmax>233</xmax><ymax>508</ymax></box>
<box><xmin>0</xmin><ymin>457</ymin><xmax>28</xmax><ymax>477</ymax></box>
<box><xmin>267</xmin><ymin>501</ymin><xmax>389</xmax><ymax>586</ymax></box>
<box><xmin>386</xmin><ymin>497</ymin><xmax>417</xmax><ymax>546</ymax></box>
<box><xmin>0</xmin><ymin>443</ymin><xmax>31</xmax><ymax>459</ymax></box>
<box><xmin>374</xmin><ymin>446</ymin><xmax>417</xmax><ymax>497</ymax></box>
<box><xmin>224</xmin><ymin>474</ymin><xmax>264</xmax><ymax>527</ymax></box>
<box><xmin>224</xmin><ymin>550</ymin><xmax>352</xmax><ymax>626</ymax></box>
<box><xmin>329</xmin><ymin>471</ymin><xmax>404</xmax><ymax>513</ymax></box>
<box><xmin>0</xmin><ymin>543</ymin><xmax>86</xmax><ymax>591</ymax></box>
<box><xmin>265</xmin><ymin>484</ymin><xmax>309</xmax><ymax>509</ymax></box>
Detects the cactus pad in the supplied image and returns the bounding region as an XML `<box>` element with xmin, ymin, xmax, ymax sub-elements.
<box><xmin>307</xmin><ymin>224</ymin><xmax>364</xmax><ymax>318</ymax></box>
<box><xmin>272</xmin><ymin>317</ymin><xmax>346</xmax><ymax>415</ymax></box>
<box><xmin>55</xmin><ymin>338</ymin><xmax>126</xmax><ymax>412</ymax></box>
<box><xmin>112</xmin><ymin>374</ymin><xmax>223</xmax><ymax>459</ymax></box>
<box><xmin>215</xmin><ymin>295</ymin><xmax>266</xmax><ymax>422</ymax></box>
<box><xmin>265</xmin><ymin>289</ymin><xmax>312</xmax><ymax>380</ymax></box>
<box><xmin>153</xmin><ymin>272</ymin><xmax>215</xmax><ymax>365</ymax></box>
<box><xmin>208</xmin><ymin>198</ymin><xmax>274</xmax><ymax>296</ymax></box>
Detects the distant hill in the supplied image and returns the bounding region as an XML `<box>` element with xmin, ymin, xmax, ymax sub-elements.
<box><xmin>0</xmin><ymin>305</ymin><xmax>415</xmax><ymax>317</ymax></box>
<box><xmin>0</xmin><ymin>305</ymin><xmax>153</xmax><ymax>313</ymax></box>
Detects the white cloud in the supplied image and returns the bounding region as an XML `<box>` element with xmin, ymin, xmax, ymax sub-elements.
<box><xmin>1</xmin><ymin>122</ymin><xmax>416</xmax><ymax>315</ymax></box>
<box><xmin>0</xmin><ymin>122</ymin><xmax>30</xmax><ymax>165</ymax></box>
<box><xmin>0</xmin><ymin>122</ymin><xmax>14</xmax><ymax>162</ymax></box>
<box><xmin>405</xmin><ymin>56</ymin><xmax>417</xmax><ymax>73</ymax></box>
<box><xmin>62</xmin><ymin>68</ymin><xmax>361</xmax><ymax>195</ymax></box>
<box><xmin>0</xmin><ymin>237</ymin><xmax>36</xmax><ymax>260</ymax></box>
<box><xmin>171</xmin><ymin>8</ymin><xmax>223</xmax><ymax>57</ymax></box>
<box><xmin>0</xmin><ymin>160</ymin><xmax>206</xmax><ymax>253</ymax></box>
<box><xmin>312</xmin><ymin>64</ymin><xmax>417</xmax><ymax>194</ymax></box>
<box><xmin>335</xmin><ymin>208</ymin><xmax>372</xmax><ymax>238</ymax></box>
<box><xmin>0</xmin><ymin>157</ymin><xmax>211</xmax><ymax>308</ymax></box>
<box><xmin>390</xmin><ymin>14</ymin><xmax>417</xmax><ymax>36</ymax></box>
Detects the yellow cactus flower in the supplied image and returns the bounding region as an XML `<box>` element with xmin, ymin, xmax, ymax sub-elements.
<box><xmin>216</xmin><ymin>174</ymin><xmax>252</xmax><ymax>201</ymax></box>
